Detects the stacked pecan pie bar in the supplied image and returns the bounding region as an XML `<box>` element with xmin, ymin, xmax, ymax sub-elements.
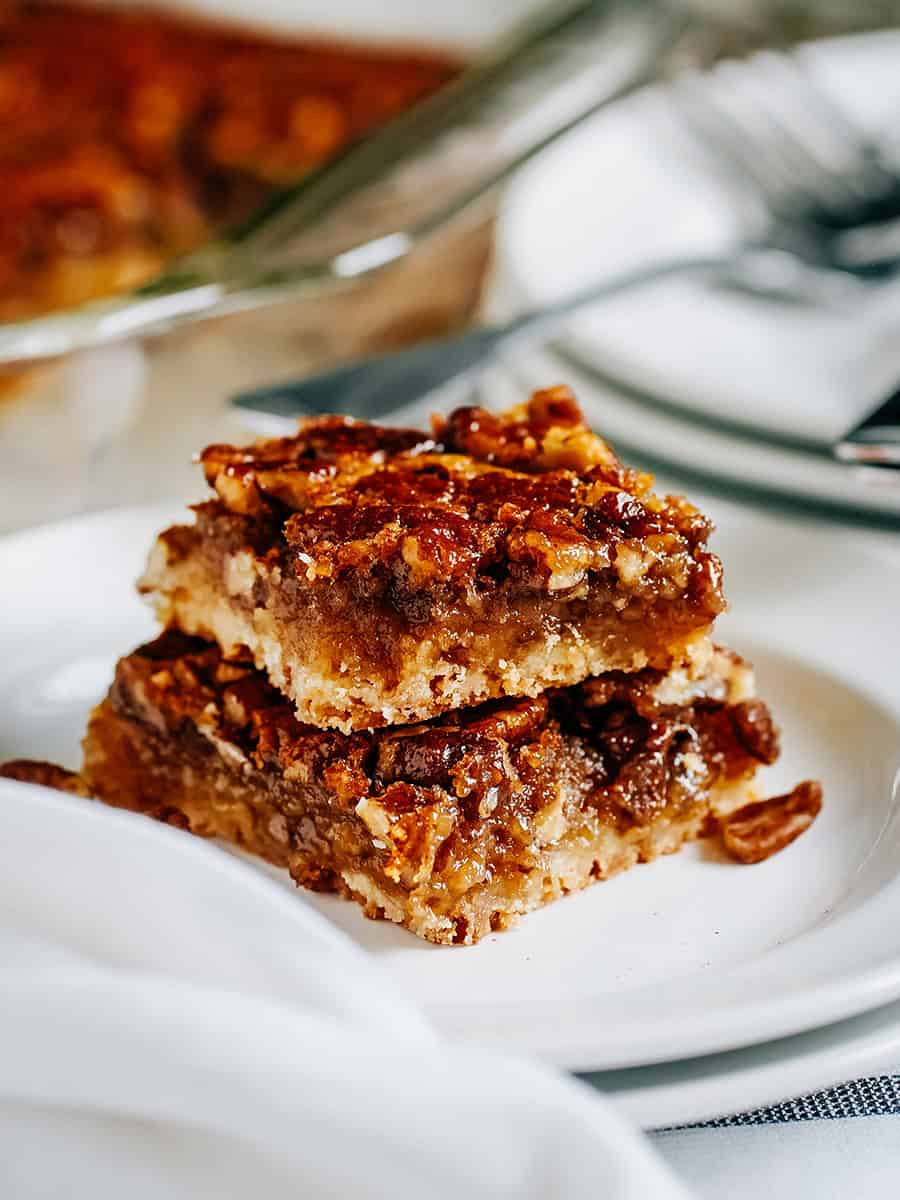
<box><xmin>4</xmin><ymin>386</ymin><xmax>820</xmax><ymax>943</ymax></box>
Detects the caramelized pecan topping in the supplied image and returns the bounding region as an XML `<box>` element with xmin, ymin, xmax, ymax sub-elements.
<box><xmin>189</xmin><ymin>388</ymin><xmax>724</xmax><ymax>605</ymax></box>
<box><xmin>729</xmin><ymin>699</ymin><xmax>780</xmax><ymax>765</ymax></box>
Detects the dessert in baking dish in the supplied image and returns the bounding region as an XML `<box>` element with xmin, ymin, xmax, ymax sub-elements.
<box><xmin>0</xmin><ymin>1</ymin><xmax>458</xmax><ymax>319</ymax></box>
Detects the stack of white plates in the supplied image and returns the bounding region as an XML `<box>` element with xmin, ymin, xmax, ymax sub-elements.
<box><xmin>487</xmin><ymin>31</ymin><xmax>900</xmax><ymax>521</ymax></box>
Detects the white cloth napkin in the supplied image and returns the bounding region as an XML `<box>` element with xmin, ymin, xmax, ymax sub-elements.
<box><xmin>0</xmin><ymin>780</ymin><xmax>690</xmax><ymax>1199</ymax></box>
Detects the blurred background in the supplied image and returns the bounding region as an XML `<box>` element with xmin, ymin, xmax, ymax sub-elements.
<box><xmin>3</xmin><ymin>0</ymin><xmax>900</xmax><ymax>530</ymax></box>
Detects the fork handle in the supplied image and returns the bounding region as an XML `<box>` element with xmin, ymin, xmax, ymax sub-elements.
<box><xmin>505</xmin><ymin>254</ymin><xmax>741</xmax><ymax>340</ymax></box>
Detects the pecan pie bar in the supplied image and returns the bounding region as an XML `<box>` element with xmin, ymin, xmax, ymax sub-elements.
<box><xmin>76</xmin><ymin>631</ymin><xmax>782</xmax><ymax>945</ymax></box>
<box><xmin>140</xmin><ymin>387</ymin><xmax>726</xmax><ymax>732</ymax></box>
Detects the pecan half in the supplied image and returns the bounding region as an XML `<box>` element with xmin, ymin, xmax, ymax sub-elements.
<box><xmin>721</xmin><ymin>780</ymin><xmax>822</xmax><ymax>864</ymax></box>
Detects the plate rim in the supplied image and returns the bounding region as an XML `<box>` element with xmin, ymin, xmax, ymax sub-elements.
<box><xmin>598</xmin><ymin>994</ymin><xmax>900</xmax><ymax>1129</ymax></box>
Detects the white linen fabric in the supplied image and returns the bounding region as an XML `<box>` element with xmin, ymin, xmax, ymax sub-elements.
<box><xmin>0</xmin><ymin>780</ymin><xmax>690</xmax><ymax>1199</ymax></box>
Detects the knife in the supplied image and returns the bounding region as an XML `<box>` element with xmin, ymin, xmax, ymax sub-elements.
<box><xmin>836</xmin><ymin>388</ymin><xmax>900</xmax><ymax>467</ymax></box>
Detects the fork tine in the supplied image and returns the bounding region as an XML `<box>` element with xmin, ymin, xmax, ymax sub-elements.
<box><xmin>781</xmin><ymin>48</ymin><xmax>900</xmax><ymax>201</ymax></box>
<box><xmin>719</xmin><ymin>53</ymin><xmax>861</xmax><ymax>216</ymax></box>
<box><xmin>751</xmin><ymin>53</ymin><xmax>872</xmax><ymax>205</ymax></box>
<box><xmin>669</xmin><ymin>70</ymin><xmax>792</xmax><ymax>213</ymax></box>
<box><xmin>671</xmin><ymin>47</ymin><xmax>899</xmax><ymax>230</ymax></box>
<box><xmin>708</xmin><ymin>61</ymin><xmax>822</xmax><ymax>202</ymax></box>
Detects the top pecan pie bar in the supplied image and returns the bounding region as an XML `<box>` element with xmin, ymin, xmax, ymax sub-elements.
<box><xmin>140</xmin><ymin>386</ymin><xmax>725</xmax><ymax>731</ymax></box>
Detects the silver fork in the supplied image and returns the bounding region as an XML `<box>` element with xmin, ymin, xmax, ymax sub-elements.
<box><xmin>668</xmin><ymin>48</ymin><xmax>900</xmax><ymax>291</ymax></box>
<box><xmin>677</xmin><ymin>47</ymin><xmax>900</xmax><ymax>468</ymax></box>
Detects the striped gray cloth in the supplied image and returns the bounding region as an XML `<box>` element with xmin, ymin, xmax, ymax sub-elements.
<box><xmin>683</xmin><ymin>1076</ymin><xmax>900</xmax><ymax>1127</ymax></box>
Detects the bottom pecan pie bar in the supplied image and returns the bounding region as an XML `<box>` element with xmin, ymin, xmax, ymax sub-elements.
<box><xmin>64</xmin><ymin>631</ymin><xmax>802</xmax><ymax>945</ymax></box>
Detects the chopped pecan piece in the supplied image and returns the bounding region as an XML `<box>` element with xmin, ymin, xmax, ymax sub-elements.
<box><xmin>0</xmin><ymin>759</ymin><xmax>91</xmax><ymax>797</ymax></box>
<box><xmin>721</xmin><ymin>781</ymin><xmax>823</xmax><ymax>864</ymax></box>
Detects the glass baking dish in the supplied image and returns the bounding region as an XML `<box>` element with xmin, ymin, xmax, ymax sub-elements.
<box><xmin>0</xmin><ymin>0</ymin><xmax>675</xmax><ymax>532</ymax></box>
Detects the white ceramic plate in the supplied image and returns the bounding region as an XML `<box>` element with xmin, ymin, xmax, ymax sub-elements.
<box><xmin>495</xmin><ymin>31</ymin><xmax>900</xmax><ymax>451</ymax></box>
<box><xmin>599</xmin><ymin>995</ymin><xmax>900</xmax><ymax>1128</ymax></box>
<box><xmin>3</xmin><ymin>505</ymin><xmax>900</xmax><ymax>1072</ymax></box>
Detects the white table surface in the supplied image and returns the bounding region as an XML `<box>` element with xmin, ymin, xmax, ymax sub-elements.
<box><xmin>655</xmin><ymin>1116</ymin><xmax>900</xmax><ymax>1198</ymax></box>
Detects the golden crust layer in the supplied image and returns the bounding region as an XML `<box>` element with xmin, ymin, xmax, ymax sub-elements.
<box><xmin>77</xmin><ymin>632</ymin><xmax>777</xmax><ymax>944</ymax></box>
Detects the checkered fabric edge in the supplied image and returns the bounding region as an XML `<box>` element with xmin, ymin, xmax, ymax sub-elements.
<box><xmin>674</xmin><ymin>1075</ymin><xmax>900</xmax><ymax>1127</ymax></box>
